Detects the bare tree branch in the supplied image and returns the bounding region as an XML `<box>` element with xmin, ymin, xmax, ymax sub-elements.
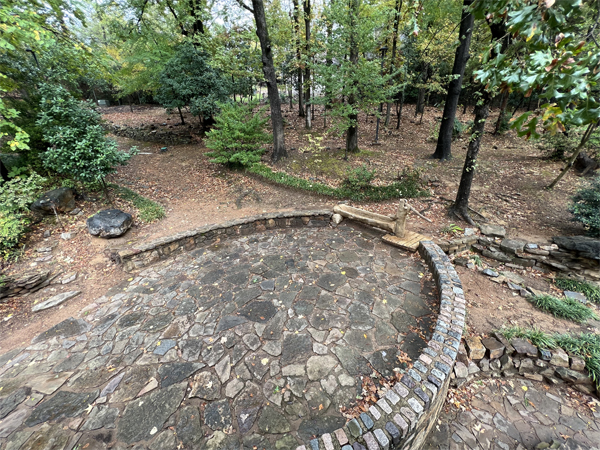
<box><xmin>235</xmin><ymin>0</ymin><xmax>254</xmax><ymax>14</ymax></box>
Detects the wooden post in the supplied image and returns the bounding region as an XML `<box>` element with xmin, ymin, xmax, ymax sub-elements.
<box><xmin>393</xmin><ymin>200</ymin><xmax>410</xmax><ymax>238</ymax></box>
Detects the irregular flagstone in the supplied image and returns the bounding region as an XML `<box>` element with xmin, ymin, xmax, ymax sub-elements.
<box><xmin>117</xmin><ymin>382</ymin><xmax>186</xmax><ymax>443</ymax></box>
<box><xmin>157</xmin><ymin>362</ymin><xmax>205</xmax><ymax>388</ymax></box>
<box><xmin>204</xmin><ymin>399</ymin><xmax>233</xmax><ymax>430</ymax></box>
<box><xmin>0</xmin><ymin>408</ymin><xmax>29</xmax><ymax>438</ymax></box>
<box><xmin>32</xmin><ymin>317</ymin><xmax>90</xmax><ymax>343</ymax></box>
<box><xmin>258</xmin><ymin>406</ymin><xmax>291</xmax><ymax>434</ymax></box>
<box><xmin>27</xmin><ymin>371</ymin><xmax>73</xmax><ymax>395</ymax></box>
<box><xmin>19</xmin><ymin>423</ymin><xmax>73</xmax><ymax>450</ymax></box>
<box><xmin>25</xmin><ymin>390</ymin><xmax>99</xmax><ymax>427</ymax></box>
<box><xmin>176</xmin><ymin>405</ymin><xmax>204</xmax><ymax>446</ymax></box>
<box><xmin>189</xmin><ymin>371</ymin><xmax>221</xmax><ymax>400</ymax></box>
<box><xmin>0</xmin><ymin>386</ymin><xmax>30</xmax><ymax>419</ymax></box>
<box><xmin>81</xmin><ymin>405</ymin><xmax>119</xmax><ymax>430</ymax></box>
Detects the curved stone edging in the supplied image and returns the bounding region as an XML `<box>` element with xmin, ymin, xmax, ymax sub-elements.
<box><xmin>109</xmin><ymin>210</ymin><xmax>332</xmax><ymax>272</ymax></box>
<box><xmin>295</xmin><ymin>240</ymin><xmax>465</xmax><ymax>450</ymax></box>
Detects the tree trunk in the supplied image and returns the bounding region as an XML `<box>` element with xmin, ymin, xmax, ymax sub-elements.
<box><xmin>177</xmin><ymin>106</ymin><xmax>185</xmax><ymax>125</ymax></box>
<box><xmin>251</xmin><ymin>0</ymin><xmax>287</xmax><ymax>162</ymax></box>
<box><xmin>450</xmin><ymin>91</ymin><xmax>490</xmax><ymax>224</ymax></box>
<box><xmin>346</xmin><ymin>0</ymin><xmax>360</xmax><ymax>154</ymax></box>
<box><xmin>292</xmin><ymin>0</ymin><xmax>304</xmax><ymax>117</ymax></box>
<box><xmin>548</xmin><ymin>120</ymin><xmax>600</xmax><ymax>189</ymax></box>
<box><xmin>385</xmin><ymin>0</ymin><xmax>402</xmax><ymax>128</ymax></box>
<box><xmin>433</xmin><ymin>0</ymin><xmax>474</xmax><ymax>160</ymax></box>
<box><xmin>396</xmin><ymin>91</ymin><xmax>404</xmax><ymax>129</ymax></box>
<box><xmin>0</xmin><ymin>159</ymin><xmax>9</xmax><ymax>182</ymax></box>
<box><xmin>415</xmin><ymin>64</ymin><xmax>429</xmax><ymax>117</ymax></box>
<box><xmin>304</xmin><ymin>0</ymin><xmax>312</xmax><ymax>129</ymax></box>
<box><xmin>494</xmin><ymin>91</ymin><xmax>509</xmax><ymax>134</ymax></box>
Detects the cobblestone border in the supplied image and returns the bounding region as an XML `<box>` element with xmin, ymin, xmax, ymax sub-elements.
<box><xmin>109</xmin><ymin>210</ymin><xmax>332</xmax><ymax>272</ymax></box>
<box><xmin>295</xmin><ymin>240</ymin><xmax>465</xmax><ymax>450</ymax></box>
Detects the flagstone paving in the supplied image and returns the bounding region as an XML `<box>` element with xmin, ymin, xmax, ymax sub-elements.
<box><xmin>423</xmin><ymin>377</ymin><xmax>600</xmax><ymax>450</ymax></box>
<box><xmin>0</xmin><ymin>223</ymin><xmax>438</xmax><ymax>450</ymax></box>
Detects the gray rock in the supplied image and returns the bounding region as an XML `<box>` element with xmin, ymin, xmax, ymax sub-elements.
<box><xmin>81</xmin><ymin>405</ymin><xmax>119</xmax><ymax>430</ymax></box>
<box><xmin>500</xmin><ymin>239</ymin><xmax>527</xmax><ymax>255</ymax></box>
<box><xmin>550</xmin><ymin>348</ymin><xmax>569</xmax><ymax>367</ymax></box>
<box><xmin>25</xmin><ymin>390</ymin><xmax>99</xmax><ymax>427</ymax></box>
<box><xmin>0</xmin><ymin>386</ymin><xmax>31</xmax><ymax>420</ymax></box>
<box><xmin>31</xmin><ymin>187</ymin><xmax>76</xmax><ymax>215</ymax></box>
<box><xmin>564</xmin><ymin>291</ymin><xmax>587</xmax><ymax>304</ymax></box>
<box><xmin>32</xmin><ymin>317</ymin><xmax>90</xmax><ymax>344</ymax></box>
<box><xmin>454</xmin><ymin>361</ymin><xmax>468</xmax><ymax>378</ymax></box>
<box><xmin>511</xmin><ymin>338</ymin><xmax>538</xmax><ymax>357</ymax></box>
<box><xmin>480</xmin><ymin>224</ymin><xmax>506</xmax><ymax>238</ymax></box>
<box><xmin>482</xmin><ymin>269</ymin><xmax>499</xmax><ymax>277</ymax></box>
<box><xmin>176</xmin><ymin>406</ymin><xmax>203</xmax><ymax>446</ymax></box>
<box><xmin>159</xmin><ymin>362</ymin><xmax>204</xmax><ymax>388</ymax></box>
<box><xmin>117</xmin><ymin>383</ymin><xmax>186</xmax><ymax>443</ymax></box>
<box><xmin>32</xmin><ymin>291</ymin><xmax>80</xmax><ymax>312</ymax></box>
<box><xmin>258</xmin><ymin>406</ymin><xmax>290</xmax><ymax>434</ymax></box>
<box><xmin>189</xmin><ymin>371</ymin><xmax>221</xmax><ymax>400</ymax></box>
<box><xmin>553</xmin><ymin>236</ymin><xmax>600</xmax><ymax>260</ymax></box>
<box><xmin>306</xmin><ymin>355</ymin><xmax>338</xmax><ymax>380</ymax></box>
<box><xmin>204</xmin><ymin>399</ymin><xmax>232</xmax><ymax>430</ymax></box>
<box><xmin>555</xmin><ymin>367</ymin><xmax>592</xmax><ymax>384</ymax></box>
<box><xmin>87</xmin><ymin>209</ymin><xmax>133</xmax><ymax>238</ymax></box>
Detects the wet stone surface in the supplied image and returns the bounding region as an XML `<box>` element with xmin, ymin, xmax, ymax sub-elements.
<box><xmin>0</xmin><ymin>224</ymin><xmax>438</xmax><ymax>449</ymax></box>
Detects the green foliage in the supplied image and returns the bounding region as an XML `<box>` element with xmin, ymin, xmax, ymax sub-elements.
<box><xmin>501</xmin><ymin>326</ymin><xmax>600</xmax><ymax>383</ymax></box>
<box><xmin>0</xmin><ymin>210</ymin><xmax>28</xmax><ymax>257</ymax></box>
<box><xmin>0</xmin><ymin>173</ymin><xmax>47</xmax><ymax>212</ymax></box>
<box><xmin>529</xmin><ymin>294</ymin><xmax>598</xmax><ymax>323</ymax></box>
<box><xmin>248</xmin><ymin>164</ymin><xmax>429</xmax><ymax>202</ymax></box>
<box><xmin>555</xmin><ymin>278</ymin><xmax>600</xmax><ymax>304</ymax></box>
<box><xmin>500</xmin><ymin>326</ymin><xmax>558</xmax><ymax>349</ymax></box>
<box><xmin>441</xmin><ymin>223</ymin><xmax>463</xmax><ymax>234</ymax></box>
<box><xmin>452</xmin><ymin>118</ymin><xmax>465</xmax><ymax>139</ymax></box>
<box><xmin>473</xmin><ymin>0</ymin><xmax>600</xmax><ymax>139</ymax></box>
<box><xmin>110</xmin><ymin>184</ymin><xmax>165</xmax><ymax>223</ymax></box>
<box><xmin>569</xmin><ymin>176</ymin><xmax>600</xmax><ymax>237</ymax></box>
<box><xmin>205</xmin><ymin>101</ymin><xmax>271</xmax><ymax>167</ymax></box>
<box><xmin>155</xmin><ymin>44</ymin><xmax>230</xmax><ymax>120</ymax></box>
<box><xmin>343</xmin><ymin>165</ymin><xmax>376</xmax><ymax>191</ymax></box>
<box><xmin>36</xmin><ymin>84</ymin><xmax>136</xmax><ymax>184</ymax></box>
<box><xmin>0</xmin><ymin>172</ymin><xmax>45</xmax><ymax>257</ymax></box>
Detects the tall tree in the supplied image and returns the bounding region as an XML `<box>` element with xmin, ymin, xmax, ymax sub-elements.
<box><xmin>346</xmin><ymin>0</ymin><xmax>360</xmax><ymax>153</ymax></box>
<box><xmin>237</xmin><ymin>0</ymin><xmax>287</xmax><ymax>162</ymax></box>
<box><xmin>433</xmin><ymin>0</ymin><xmax>474</xmax><ymax>160</ymax></box>
<box><xmin>292</xmin><ymin>0</ymin><xmax>304</xmax><ymax>117</ymax></box>
<box><xmin>384</xmin><ymin>0</ymin><xmax>402</xmax><ymax>127</ymax></box>
<box><xmin>304</xmin><ymin>0</ymin><xmax>312</xmax><ymax>128</ymax></box>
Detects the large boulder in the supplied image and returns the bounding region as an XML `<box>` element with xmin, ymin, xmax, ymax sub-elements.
<box><xmin>553</xmin><ymin>236</ymin><xmax>600</xmax><ymax>260</ymax></box>
<box><xmin>87</xmin><ymin>209</ymin><xmax>133</xmax><ymax>238</ymax></box>
<box><xmin>31</xmin><ymin>187</ymin><xmax>76</xmax><ymax>214</ymax></box>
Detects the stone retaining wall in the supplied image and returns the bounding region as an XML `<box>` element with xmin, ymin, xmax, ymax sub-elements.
<box><xmin>295</xmin><ymin>240</ymin><xmax>465</xmax><ymax>450</ymax></box>
<box><xmin>0</xmin><ymin>270</ymin><xmax>53</xmax><ymax>301</ymax></box>
<box><xmin>110</xmin><ymin>210</ymin><xmax>332</xmax><ymax>273</ymax></box>
<box><xmin>454</xmin><ymin>333</ymin><xmax>599</xmax><ymax>398</ymax></box>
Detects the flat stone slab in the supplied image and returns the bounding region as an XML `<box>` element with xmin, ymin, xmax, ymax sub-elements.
<box><xmin>32</xmin><ymin>291</ymin><xmax>80</xmax><ymax>312</ymax></box>
<box><xmin>0</xmin><ymin>224</ymin><xmax>437</xmax><ymax>449</ymax></box>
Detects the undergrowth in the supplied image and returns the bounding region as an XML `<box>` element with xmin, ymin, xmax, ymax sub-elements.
<box><xmin>555</xmin><ymin>278</ymin><xmax>600</xmax><ymax>304</ymax></box>
<box><xmin>529</xmin><ymin>294</ymin><xmax>598</xmax><ymax>323</ymax></box>
<box><xmin>248</xmin><ymin>163</ymin><xmax>429</xmax><ymax>201</ymax></box>
<box><xmin>501</xmin><ymin>326</ymin><xmax>600</xmax><ymax>383</ymax></box>
<box><xmin>110</xmin><ymin>184</ymin><xmax>165</xmax><ymax>222</ymax></box>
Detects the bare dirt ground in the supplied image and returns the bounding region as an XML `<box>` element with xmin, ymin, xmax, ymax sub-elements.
<box><xmin>0</xmin><ymin>102</ymin><xmax>595</xmax><ymax>354</ymax></box>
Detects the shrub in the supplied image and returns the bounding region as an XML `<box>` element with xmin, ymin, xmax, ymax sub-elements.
<box><xmin>569</xmin><ymin>176</ymin><xmax>600</xmax><ymax>237</ymax></box>
<box><xmin>452</xmin><ymin>118</ymin><xmax>465</xmax><ymax>139</ymax></box>
<box><xmin>555</xmin><ymin>277</ymin><xmax>600</xmax><ymax>304</ymax></box>
<box><xmin>36</xmin><ymin>84</ymin><xmax>137</xmax><ymax>191</ymax></box>
<box><xmin>529</xmin><ymin>294</ymin><xmax>598</xmax><ymax>323</ymax></box>
<box><xmin>343</xmin><ymin>165</ymin><xmax>375</xmax><ymax>191</ymax></box>
<box><xmin>0</xmin><ymin>173</ymin><xmax>47</xmax><ymax>212</ymax></box>
<box><xmin>0</xmin><ymin>210</ymin><xmax>28</xmax><ymax>257</ymax></box>
<box><xmin>205</xmin><ymin>101</ymin><xmax>271</xmax><ymax>167</ymax></box>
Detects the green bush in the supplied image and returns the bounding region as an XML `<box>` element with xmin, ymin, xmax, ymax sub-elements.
<box><xmin>529</xmin><ymin>294</ymin><xmax>598</xmax><ymax>323</ymax></box>
<box><xmin>0</xmin><ymin>173</ymin><xmax>46</xmax><ymax>212</ymax></box>
<box><xmin>569</xmin><ymin>176</ymin><xmax>600</xmax><ymax>237</ymax></box>
<box><xmin>0</xmin><ymin>210</ymin><xmax>28</xmax><ymax>257</ymax></box>
<box><xmin>36</xmin><ymin>84</ymin><xmax>137</xmax><ymax>186</ymax></box>
<box><xmin>205</xmin><ymin>101</ymin><xmax>271</xmax><ymax>167</ymax></box>
<box><xmin>248</xmin><ymin>164</ymin><xmax>429</xmax><ymax>202</ymax></box>
<box><xmin>555</xmin><ymin>277</ymin><xmax>600</xmax><ymax>304</ymax></box>
<box><xmin>343</xmin><ymin>165</ymin><xmax>375</xmax><ymax>191</ymax></box>
<box><xmin>452</xmin><ymin>118</ymin><xmax>465</xmax><ymax>139</ymax></box>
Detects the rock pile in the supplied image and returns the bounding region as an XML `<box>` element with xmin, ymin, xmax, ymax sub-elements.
<box><xmin>453</xmin><ymin>334</ymin><xmax>599</xmax><ymax>398</ymax></box>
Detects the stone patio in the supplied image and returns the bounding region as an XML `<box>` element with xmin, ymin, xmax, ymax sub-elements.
<box><xmin>0</xmin><ymin>223</ymin><xmax>439</xmax><ymax>449</ymax></box>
